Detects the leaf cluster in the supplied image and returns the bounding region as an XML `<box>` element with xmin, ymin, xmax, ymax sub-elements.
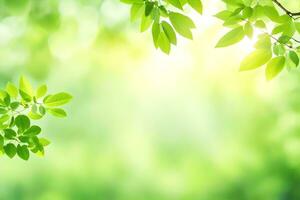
<box><xmin>122</xmin><ymin>0</ymin><xmax>300</xmax><ymax>80</ymax></box>
<box><xmin>121</xmin><ymin>0</ymin><xmax>203</xmax><ymax>54</ymax></box>
<box><xmin>0</xmin><ymin>76</ymin><xmax>72</xmax><ymax>160</ymax></box>
<box><xmin>215</xmin><ymin>0</ymin><xmax>300</xmax><ymax>80</ymax></box>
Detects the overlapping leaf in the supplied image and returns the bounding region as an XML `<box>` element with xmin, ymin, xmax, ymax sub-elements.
<box><xmin>121</xmin><ymin>0</ymin><xmax>202</xmax><ymax>54</ymax></box>
<box><xmin>0</xmin><ymin>76</ymin><xmax>72</xmax><ymax>160</ymax></box>
<box><xmin>122</xmin><ymin>0</ymin><xmax>300</xmax><ymax>80</ymax></box>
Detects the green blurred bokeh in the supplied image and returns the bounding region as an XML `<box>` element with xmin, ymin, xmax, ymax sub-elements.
<box><xmin>0</xmin><ymin>0</ymin><xmax>300</xmax><ymax>199</ymax></box>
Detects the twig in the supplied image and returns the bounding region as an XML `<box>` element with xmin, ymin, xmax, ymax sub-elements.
<box><xmin>272</xmin><ymin>0</ymin><xmax>300</xmax><ymax>19</ymax></box>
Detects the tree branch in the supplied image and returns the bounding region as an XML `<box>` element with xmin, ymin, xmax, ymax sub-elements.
<box><xmin>272</xmin><ymin>0</ymin><xmax>300</xmax><ymax>18</ymax></box>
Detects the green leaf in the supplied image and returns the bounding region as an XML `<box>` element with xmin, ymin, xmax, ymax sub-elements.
<box><xmin>273</xmin><ymin>44</ymin><xmax>285</xmax><ymax>56</ymax></box>
<box><xmin>140</xmin><ymin>14</ymin><xmax>153</xmax><ymax>32</ymax></box>
<box><xmin>145</xmin><ymin>1</ymin><xmax>154</xmax><ymax>17</ymax></box>
<box><xmin>250</xmin><ymin>5</ymin><xmax>265</xmax><ymax>20</ymax></box>
<box><xmin>48</xmin><ymin>108</ymin><xmax>67</xmax><ymax>118</ymax></box>
<box><xmin>265</xmin><ymin>56</ymin><xmax>286</xmax><ymax>80</ymax></box>
<box><xmin>242</xmin><ymin>7</ymin><xmax>253</xmax><ymax>18</ymax></box>
<box><xmin>19</xmin><ymin>90</ymin><xmax>32</xmax><ymax>102</ymax></box>
<box><xmin>39</xmin><ymin>105</ymin><xmax>46</xmax><ymax>115</ymax></box>
<box><xmin>169</xmin><ymin>12</ymin><xmax>195</xmax><ymax>39</ymax></box>
<box><xmin>3</xmin><ymin>129</ymin><xmax>16</xmax><ymax>139</ymax></box>
<box><xmin>152</xmin><ymin>22</ymin><xmax>160</xmax><ymax>48</ymax></box>
<box><xmin>10</xmin><ymin>102</ymin><xmax>20</xmax><ymax>110</ymax></box>
<box><xmin>30</xmin><ymin>137</ymin><xmax>44</xmax><ymax>156</ymax></box>
<box><xmin>166</xmin><ymin>0</ymin><xmax>183</xmax><ymax>10</ymax></box>
<box><xmin>130</xmin><ymin>3</ymin><xmax>144</xmax><ymax>22</ymax></box>
<box><xmin>15</xmin><ymin>115</ymin><xmax>30</xmax><ymax>132</ymax></box>
<box><xmin>230</xmin><ymin>7</ymin><xmax>243</xmax><ymax>16</ymax></box>
<box><xmin>263</xmin><ymin>6</ymin><xmax>280</xmax><ymax>22</ymax></box>
<box><xmin>28</xmin><ymin>112</ymin><xmax>43</xmax><ymax>120</ymax></box>
<box><xmin>278</xmin><ymin>35</ymin><xmax>290</xmax><ymax>44</ymax></box>
<box><xmin>154</xmin><ymin>7</ymin><xmax>162</xmax><ymax>22</ymax></box>
<box><xmin>254</xmin><ymin>20</ymin><xmax>266</xmax><ymax>29</ymax></box>
<box><xmin>158</xmin><ymin>30</ymin><xmax>171</xmax><ymax>54</ymax></box>
<box><xmin>0</xmin><ymin>114</ymin><xmax>10</xmax><ymax>123</ymax></box>
<box><xmin>3</xmin><ymin>94</ymin><xmax>10</xmax><ymax>106</ymax></box>
<box><xmin>240</xmin><ymin>49</ymin><xmax>272</xmax><ymax>71</ymax></box>
<box><xmin>31</xmin><ymin>104</ymin><xmax>38</xmax><ymax>113</ymax></box>
<box><xmin>36</xmin><ymin>85</ymin><xmax>47</xmax><ymax>99</ymax></box>
<box><xmin>0</xmin><ymin>135</ymin><xmax>4</xmax><ymax>148</ymax></box>
<box><xmin>216</xmin><ymin>26</ymin><xmax>244</xmax><ymax>48</ymax></box>
<box><xmin>215</xmin><ymin>10</ymin><xmax>232</xmax><ymax>20</ymax></box>
<box><xmin>255</xmin><ymin>34</ymin><xmax>271</xmax><ymax>49</ymax></box>
<box><xmin>187</xmin><ymin>0</ymin><xmax>203</xmax><ymax>14</ymax></box>
<box><xmin>44</xmin><ymin>92</ymin><xmax>72</xmax><ymax>107</ymax></box>
<box><xmin>18</xmin><ymin>136</ymin><xmax>30</xmax><ymax>143</ymax></box>
<box><xmin>6</xmin><ymin>82</ymin><xmax>18</xmax><ymax>98</ymax></box>
<box><xmin>161</xmin><ymin>21</ymin><xmax>177</xmax><ymax>45</ymax></box>
<box><xmin>8</xmin><ymin>116</ymin><xmax>14</xmax><ymax>128</ymax></box>
<box><xmin>282</xmin><ymin>20</ymin><xmax>295</xmax><ymax>37</ymax></box>
<box><xmin>289</xmin><ymin>51</ymin><xmax>299</xmax><ymax>67</ymax></box>
<box><xmin>24</xmin><ymin>125</ymin><xmax>41</xmax><ymax>136</ymax></box>
<box><xmin>244</xmin><ymin>22</ymin><xmax>253</xmax><ymax>38</ymax></box>
<box><xmin>4</xmin><ymin>143</ymin><xmax>16</xmax><ymax>158</ymax></box>
<box><xmin>0</xmin><ymin>108</ymin><xmax>8</xmax><ymax>114</ymax></box>
<box><xmin>159</xmin><ymin>6</ymin><xmax>168</xmax><ymax>17</ymax></box>
<box><xmin>223</xmin><ymin>17</ymin><xmax>243</xmax><ymax>26</ymax></box>
<box><xmin>35</xmin><ymin>147</ymin><xmax>45</xmax><ymax>157</ymax></box>
<box><xmin>19</xmin><ymin>76</ymin><xmax>33</xmax><ymax>97</ymax></box>
<box><xmin>17</xmin><ymin>145</ymin><xmax>29</xmax><ymax>160</ymax></box>
<box><xmin>0</xmin><ymin>90</ymin><xmax>8</xmax><ymax>102</ymax></box>
<box><xmin>272</xmin><ymin>25</ymin><xmax>285</xmax><ymax>35</ymax></box>
<box><xmin>39</xmin><ymin>138</ymin><xmax>51</xmax><ymax>146</ymax></box>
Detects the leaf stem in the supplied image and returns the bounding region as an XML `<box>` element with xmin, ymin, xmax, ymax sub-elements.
<box><xmin>272</xmin><ymin>0</ymin><xmax>300</xmax><ymax>19</ymax></box>
<box><xmin>266</xmin><ymin>32</ymin><xmax>294</xmax><ymax>49</ymax></box>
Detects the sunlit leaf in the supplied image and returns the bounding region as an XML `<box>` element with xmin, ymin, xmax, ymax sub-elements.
<box><xmin>6</xmin><ymin>82</ymin><xmax>18</xmax><ymax>98</ymax></box>
<box><xmin>44</xmin><ymin>92</ymin><xmax>73</xmax><ymax>107</ymax></box>
<box><xmin>216</xmin><ymin>26</ymin><xmax>244</xmax><ymax>48</ymax></box>
<box><xmin>48</xmin><ymin>108</ymin><xmax>67</xmax><ymax>118</ymax></box>
<box><xmin>265</xmin><ymin>56</ymin><xmax>286</xmax><ymax>80</ymax></box>
<box><xmin>36</xmin><ymin>85</ymin><xmax>47</xmax><ymax>99</ymax></box>
<box><xmin>240</xmin><ymin>49</ymin><xmax>272</xmax><ymax>71</ymax></box>
<box><xmin>187</xmin><ymin>0</ymin><xmax>203</xmax><ymax>14</ymax></box>
<box><xmin>169</xmin><ymin>12</ymin><xmax>195</xmax><ymax>39</ymax></box>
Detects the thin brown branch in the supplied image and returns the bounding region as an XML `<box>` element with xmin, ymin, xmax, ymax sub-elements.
<box><xmin>272</xmin><ymin>0</ymin><xmax>300</xmax><ymax>18</ymax></box>
<box><xmin>291</xmin><ymin>37</ymin><xmax>300</xmax><ymax>44</ymax></box>
<box><xmin>266</xmin><ymin>33</ymin><xmax>294</xmax><ymax>49</ymax></box>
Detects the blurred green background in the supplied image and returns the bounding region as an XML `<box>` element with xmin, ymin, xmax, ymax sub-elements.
<box><xmin>0</xmin><ymin>0</ymin><xmax>300</xmax><ymax>199</ymax></box>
